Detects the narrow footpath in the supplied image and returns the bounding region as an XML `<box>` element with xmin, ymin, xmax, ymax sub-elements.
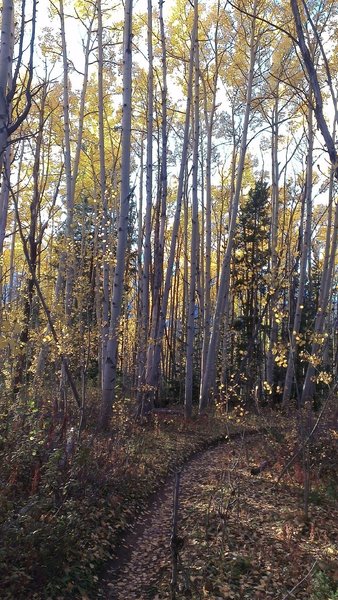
<box><xmin>102</xmin><ymin>431</ymin><xmax>337</xmax><ymax>600</ymax></box>
<box><xmin>104</xmin><ymin>439</ymin><xmax>240</xmax><ymax>600</ymax></box>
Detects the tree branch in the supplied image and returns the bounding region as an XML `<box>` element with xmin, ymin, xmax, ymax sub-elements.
<box><xmin>290</xmin><ymin>0</ymin><xmax>338</xmax><ymax>179</ymax></box>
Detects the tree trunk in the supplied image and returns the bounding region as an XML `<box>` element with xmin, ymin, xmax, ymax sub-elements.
<box><xmin>199</xmin><ymin>3</ymin><xmax>258</xmax><ymax>412</ymax></box>
<box><xmin>100</xmin><ymin>0</ymin><xmax>133</xmax><ymax>429</ymax></box>
<box><xmin>200</xmin><ymin>8</ymin><xmax>221</xmax><ymax>382</ymax></box>
<box><xmin>266</xmin><ymin>92</ymin><xmax>280</xmax><ymax>391</ymax></box>
<box><xmin>137</xmin><ymin>0</ymin><xmax>153</xmax><ymax>412</ymax></box>
<box><xmin>0</xmin><ymin>0</ymin><xmax>13</xmax><ymax>256</ymax></box>
<box><xmin>59</xmin><ymin>0</ymin><xmax>74</xmax><ymax>321</ymax></box>
<box><xmin>282</xmin><ymin>105</ymin><xmax>313</xmax><ymax>407</ymax></box>
<box><xmin>142</xmin><ymin>0</ymin><xmax>168</xmax><ymax>413</ymax></box>
<box><xmin>144</xmin><ymin>17</ymin><xmax>195</xmax><ymax>402</ymax></box>
<box><xmin>184</xmin><ymin>0</ymin><xmax>199</xmax><ymax>419</ymax></box>
<box><xmin>0</xmin><ymin>0</ymin><xmax>13</xmax><ymax>166</ymax></box>
<box><xmin>290</xmin><ymin>0</ymin><xmax>338</xmax><ymax>405</ymax></box>
<box><xmin>97</xmin><ymin>0</ymin><xmax>110</xmax><ymax>379</ymax></box>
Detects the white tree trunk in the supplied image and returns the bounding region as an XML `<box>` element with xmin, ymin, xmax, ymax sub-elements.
<box><xmin>144</xmin><ymin>17</ymin><xmax>195</xmax><ymax>399</ymax></box>
<box><xmin>100</xmin><ymin>0</ymin><xmax>133</xmax><ymax>429</ymax></box>
<box><xmin>140</xmin><ymin>0</ymin><xmax>168</xmax><ymax>413</ymax></box>
<box><xmin>199</xmin><ymin>4</ymin><xmax>258</xmax><ymax>412</ymax></box>
<box><xmin>0</xmin><ymin>0</ymin><xmax>14</xmax><ymax>256</ymax></box>
<box><xmin>59</xmin><ymin>0</ymin><xmax>74</xmax><ymax>322</ymax></box>
<box><xmin>0</xmin><ymin>0</ymin><xmax>13</xmax><ymax>164</ymax></box>
<box><xmin>282</xmin><ymin>105</ymin><xmax>313</xmax><ymax>407</ymax></box>
<box><xmin>137</xmin><ymin>0</ymin><xmax>153</xmax><ymax>408</ymax></box>
<box><xmin>266</xmin><ymin>92</ymin><xmax>280</xmax><ymax>389</ymax></box>
<box><xmin>97</xmin><ymin>0</ymin><xmax>110</xmax><ymax>378</ymax></box>
<box><xmin>200</xmin><ymin>1</ymin><xmax>222</xmax><ymax>382</ymax></box>
<box><xmin>290</xmin><ymin>0</ymin><xmax>338</xmax><ymax>404</ymax></box>
<box><xmin>184</xmin><ymin>0</ymin><xmax>199</xmax><ymax>419</ymax></box>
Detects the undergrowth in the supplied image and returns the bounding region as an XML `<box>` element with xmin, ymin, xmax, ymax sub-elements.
<box><xmin>0</xmin><ymin>392</ymin><xmax>246</xmax><ymax>599</ymax></box>
<box><xmin>1</xmin><ymin>392</ymin><xmax>336</xmax><ymax>599</ymax></box>
<box><xmin>310</xmin><ymin>570</ymin><xmax>338</xmax><ymax>600</ymax></box>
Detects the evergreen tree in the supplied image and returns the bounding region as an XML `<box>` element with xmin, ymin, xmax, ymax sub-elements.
<box><xmin>232</xmin><ymin>180</ymin><xmax>270</xmax><ymax>401</ymax></box>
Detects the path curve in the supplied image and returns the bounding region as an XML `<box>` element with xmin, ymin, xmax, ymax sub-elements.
<box><xmin>103</xmin><ymin>432</ymin><xmax>256</xmax><ymax>599</ymax></box>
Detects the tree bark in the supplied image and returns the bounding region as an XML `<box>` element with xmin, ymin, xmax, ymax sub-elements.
<box><xmin>100</xmin><ymin>0</ymin><xmax>133</xmax><ymax>429</ymax></box>
<box><xmin>185</xmin><ymin>0</ymin><xmax>199</xmax><ymax>419</ymax></box>
<box><xmin>0</xmin><ymin>0</ymin><xmax>13</xmax><ymax>166</ymax></box>
<box><xmin>199</xmin><ymin>2</ymin><xmax>258</xmax><ymax>412</ymax></box>
<box><xmin>282</xmin><ymin>105</ymin><xmax>313</xmax><ymax>407</ymax></box>
<box><xmin>290</xmin><ymin>0</ymin><xmax>338</xmax><ymax>405</ymax></box>
<box><xmin>137</xmin><ymin>0</ymin><xmax>153</xmax><ymax>412</ymax></box>
<box><xmin>266</xmin><ymin>92</ymin><xmax>280</xmax><ymax>391</ymax></box>
<box><xmin>97</xmin><ymin>0</ymin><xmax>110</xmax><ymax>379</ymax></box>
<box><xmin>144</xmin><ymin>15</ymin><xmax>195</xmax><ymax>404</ymax></box>
<box><xmin>59</xmin><ymin>0</ymin><xmax>74</xmax><ymax>321</ymax></box>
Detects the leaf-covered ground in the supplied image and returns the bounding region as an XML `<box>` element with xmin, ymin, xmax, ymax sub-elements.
<box><xmin>106</xmin><ymin>424</ymin><xmax>338</xmax><ymax>600</ymax></box>
<box><xmin>0</xmin><ymin>400</ymin><xmax>251</xmax><ymax>599</ymax></box>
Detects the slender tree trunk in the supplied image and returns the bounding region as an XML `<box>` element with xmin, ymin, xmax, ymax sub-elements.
<box><xmin>266</xmin><ymin>93</ymin><xmax>280</xmax><ymax>391</ymax></box>
<box><xmin>290</xmin><ymin>0</ymin><xmax>338</xmax><ymax>405</ymax></box>
<box><xmin>200</xmin><ymin>113</ymin><xmax>216</xmax><ymax>382</ymax></box>
<box><xmin>137</xmin><ymin>0</ymin><xmax>153</xmax><ymax>411</ymax></box>
<box><xmin>0</xmin><ymin>0</ymin><xmax>13</xmax><ymax>168</ymax></box>
<box><xmin>185</xmin><ymin>0</ymin><xmax>199</xmax><ymax>419</ymax></box>
<box><xmin>200</xmin><ymin>0</ymin><xmax>222</xmax><ymax>381</ymax></box>
<box><xmin>100</xmin><ymin>0</ymin><xmax>133</xmax><ymax>429</ymax></box>
<box><xmin>97</xmin><ymin>0</ymin><xmax>110</xmax><ymax>378</ymax></box>
<box><xmin>282</xmin><ymin>105</ymin><xmax>313</xmax><ymax>407</ymax></box>
<box><xmin>13</xmin><ymin>87</ymin><xmax>48</xmax><ymax>392</ymax></box>
<box><xmin>0</xmin><ymin>0</ymin><xmax>14</xmax><ymax>257</ymax></box>
<box><xmin>142</xmin><ymin>0</ymin><xmax>168</xmax><ymax>412</ymax></box>
<box><xmin>0</xmin><ymin>0</ymin><xmax>36</xmax><ymax>183</ymax></box>
<box><xmin>35</xmin><ymin>17</ymin><xmax>93</xmax><ymax>381</ymax></box>
<box><xmin>290</xmin><ymin>0</ymin><xmax>338</xmax><ymax>178</ymax></box>
<box><xmin>199</xmin><ymin>5</ymin><xmax>258</xmax><ymax>412</ymax></box>
<box><xmin>144</xmin><ymin>18</ymin><xmax>195</xmax><ymax>402</ymax></box>
<box><xmin>0</xmin><ymin>144</ymin><xmax>10</xmax><ymax>261</ymax></box>
<box><xmin>135</xmin><ymin>136</ymin><xmax>144</xmax><ymax>389</ymax></box>
<box><xmin>59</xmin><ymin>0</ymin><xmax>74</xmax><ymax>320</ymax></box>
<box><xmin>301</xmin><ymin>177</ymin><xmax>337</xmax><ymax>404</ymax></box>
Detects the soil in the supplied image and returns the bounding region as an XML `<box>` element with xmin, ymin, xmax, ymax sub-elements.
<box><xmin>101</xmin><ymin>429</ymin><xmax>337</xmax><ymax>600</ymax></box>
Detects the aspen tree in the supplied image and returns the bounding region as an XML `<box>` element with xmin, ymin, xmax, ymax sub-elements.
<box><xmin>135</xmin><ymin>135</ymin><xmax>144</xmax><ymax>389</ymax></box>
<box><xmin>282</xmin><ymin>105</ymin><xmax>313</xmax><ymax>407</ymax></box>
<box><xmin>266</xmin><ymin>92</ymin><xmax>280</xmax><ymax>390</ymax></box>
<box><xmin>301</xmin><ymin>177</ymin><xmax>337</xmax><ymax>405</ymax></box>
<box><xmin>137</xmin><ymin>0</ymin><xmax>153</xmax><ymax>411</ymax></box>
<box><xmin>100</xmin><ymin>0</ymin><xmax>133</xmax><ymax>429</ymax></box>
<box><xmin>13</xmin><ymin>87</ymin><xmax>49</xmax><ymax>390</ymax></box>
<box><xmin>199</xmin><ymin>0</ymin><xmax>259</xmax><ymax>412</ymax></box>
<box><xmin>200</xmin><ymin>0</ymin><xmax>227</xmax><ymax>382</ymax></box>
<box><xmin>59</xmin><ymin>0</ymin><xmax>74</xmax><ymax>320</ymax></box>
<box><xmin>97</xmin><ymin>0</ymin><xmax>110</xmax><ymax>377</ymax></box>
<box><xmin>35</xmin><ymin>9</ymin><xmax>95</xmax><ymax>380</ymax></box>
<box><xmin>143</xmin><ymin>0</ymin><xmax>168</xmax><ymax>410</ymax></box>
<box><xmin>0</xmin><ymin>0</ymin><xmax>37</xmax><ymax>256</ymax></box>
<box><xmin>7</xmin><ymin>144</ymin><xmax>24</xmax><ymax>306</ymax></box>
<box><xmin>0</xmin><ymin>0</ymin><xmax>13</xmax><ymax>168</ymax></box>
<box><xmin>143</xmin><ymin>9</ymin><xmax>195</xmax><ymax>408</ymax></box>
<box><xmin>290</xmin><ymin>0</ymin><xmax>338</xmax><ymax>405</ymax></box>
<box><xmin>184</xmin><ymin>0</ymin><xmax>199</xmax><ymax>419</ymax></box>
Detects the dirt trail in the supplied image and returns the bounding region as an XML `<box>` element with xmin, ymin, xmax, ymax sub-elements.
<box><xmin>102</xmin><ymin>428</ymin><xmax>337</xmax><ymax>600</ymax></box>
<box><xmin>103</xmin><ymin>434</ymin><xmax>252</xmax><ymax>599</ymax></box>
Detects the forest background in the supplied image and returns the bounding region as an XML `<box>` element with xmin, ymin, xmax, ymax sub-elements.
<box><xmin>0</xmin><ymin>0</ymin><xmax>337</xmax><ymax>597</ymax></box>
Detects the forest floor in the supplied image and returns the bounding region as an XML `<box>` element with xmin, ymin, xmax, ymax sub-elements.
<box><xmin>0</xmin><ymin>398</ymin><xmax>252</xmax><ymax>599</ymax></box>
<box><xmin>1</xmin><ymin>400</ymin><xmax>337</xmax><ymax>599</ymax></box>
<box><xmin>102</xmin><ymin>416</ymin><xmax>338</xmax><ymax>600</ymax></box>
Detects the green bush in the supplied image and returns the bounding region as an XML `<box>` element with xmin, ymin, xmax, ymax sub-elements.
<box><xmin>310</xmin><ymin>570</ymin><xmax>338</xmax><ymax>600</ymax></box>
